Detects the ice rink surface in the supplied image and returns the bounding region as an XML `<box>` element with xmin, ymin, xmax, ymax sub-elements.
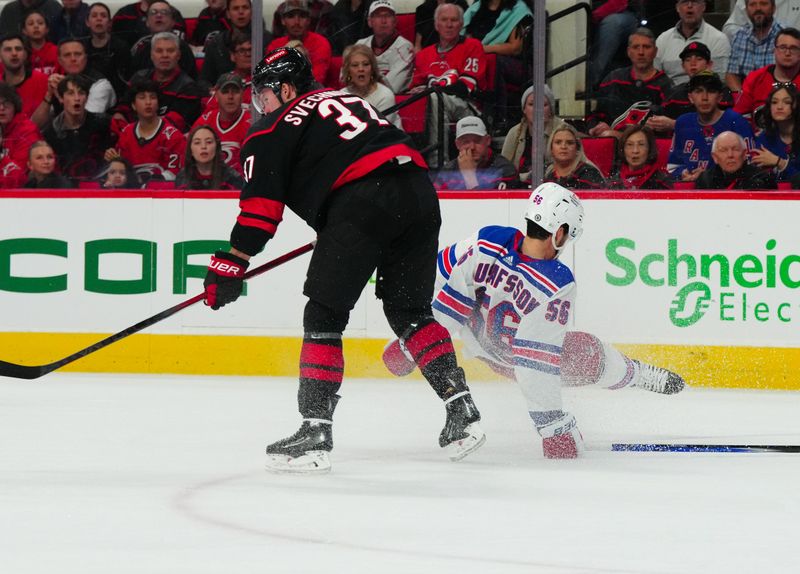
<box><xmin>2</xmin><ymin>373</ymin><xmax>799</xmax><ymax>574</ymax></box>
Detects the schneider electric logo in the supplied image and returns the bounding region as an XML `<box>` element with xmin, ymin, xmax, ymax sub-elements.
<box><xmin>605</xmin><ymin>238</ymin><xmax>800</xmax><ymax>328</ymax></box>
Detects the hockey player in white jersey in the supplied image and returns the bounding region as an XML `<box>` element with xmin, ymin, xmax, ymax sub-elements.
<box><xmin>384</xmin><ymin>182</ymin><xmax>685</xmax><ymax>459</ymax></box>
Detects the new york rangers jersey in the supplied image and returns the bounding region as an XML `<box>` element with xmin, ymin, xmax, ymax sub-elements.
<box><xmin>668</xmin><ymin>108</ymin><xmax>754</xmax><ymax>177</ymax></box>
<box><xmin>432</xmin><ymin>225</ymin><xmax>576</xmax><ymax>415</ymax></box>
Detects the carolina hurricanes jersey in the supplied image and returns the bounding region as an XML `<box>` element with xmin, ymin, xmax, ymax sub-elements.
<box><xmin>191</xmin><ymin>108</ymin><xmax>252</xmax><ymax>174</ymax></box>
<box><xmin>232</xmin><ymin>88</ymin><xmax>425</xmax><ymax>256</ymax></box>
<box><xmin>432</xmin><ymin>225</ymin><xmax>576</xmax><ymax>414</ymax></box>
<box><xmin>410</xmin><ymin>37</ymin><xmax>486</xmax><ymax>92</ymax></box>
<box><xmin>668</xmin><ymin>108</ymin><xmax>754</xmax><ymax>177</ymax></box>
<box><xmin>117</xmin><ymin>119</ymin><xmax>186</xmax><ymax>181</ymax></box>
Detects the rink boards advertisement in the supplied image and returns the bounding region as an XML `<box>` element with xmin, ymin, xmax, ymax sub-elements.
<box><xmin>1</xmin><ymin>189</ymin><xmax>799</xmax><ymax>388</ymax></box>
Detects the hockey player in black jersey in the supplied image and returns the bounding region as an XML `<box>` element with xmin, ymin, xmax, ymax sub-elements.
<box><xmin>203</xmin><ymin>47</ymin><xmax>485</xmax><ymax>473</ymax></box>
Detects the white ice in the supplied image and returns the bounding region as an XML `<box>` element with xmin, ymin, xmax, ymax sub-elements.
<box><xmin>2</xmin><ymin>374</ymin><xmax>799</xmax><ymax>574</ymax></box>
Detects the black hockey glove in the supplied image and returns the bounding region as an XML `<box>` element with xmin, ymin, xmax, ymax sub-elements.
<box><xmin>204</xmin><ymin>251</ymin><xmax>249</xmax><ymax>310</ymax></box>
<box><xmin>441</xmin><ymin>80</ymin><xmax>469</xmax><ymax>99</ymax></box>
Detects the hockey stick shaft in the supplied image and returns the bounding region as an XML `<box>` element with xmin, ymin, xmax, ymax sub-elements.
<box><xmin>591</xmin><ymin>442</ymin><xmax>800</xmax><ymax>453</ymax></box>
<box><xmin>0</xmin><ymin>241</ymin><xmax>315</xmax><ymax>380</ymax></box>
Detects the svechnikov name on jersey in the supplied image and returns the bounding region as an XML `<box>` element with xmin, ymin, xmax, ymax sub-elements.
<box><xmin>282</xmin><ymin>89</ymin><xmax>352</xmax><ymax>126</ymax></box>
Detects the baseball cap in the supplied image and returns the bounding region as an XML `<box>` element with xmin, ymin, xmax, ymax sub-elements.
<box><xmin>688</xmin><ymin>70</ymin><xmax>723</xmax><ymax>92</ymax></box>
<box><xmin>455</xmin><ymin>116</ymin><xmax>487</xmax><ymax>139</ymax></box>
<box><xmin>368</xmin><ymin>0</ymin><xmax>395</xmax><ymax>17</ymax></box>
<box><xmin>679</xmin><ymin>41</ymin><xmax>711</xmax><ymax>61</ymax></box>
<box><xmin>215</xmin><ymin>72</ymin><xmax>244</xmax><ymax>90</ymax></box>
<box><xmin>279</xmin><ymin>0</ymin><xmax>310</xmax><ymax>16</ymax></box>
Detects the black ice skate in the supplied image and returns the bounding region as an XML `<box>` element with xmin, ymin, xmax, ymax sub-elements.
<box><xmin>632</xmin><ymin>360</ymin><xmax>685</xmax><ymax>395</ymax></box>
<box><xmin>439</xmin><ymin>372</ymin><xmax>486</xmax><ymax>461</ymax></box>
<box><xmin>265</xmin><ymin>419</ymin><xmax>334</xmax><ymax>474</ymax></box>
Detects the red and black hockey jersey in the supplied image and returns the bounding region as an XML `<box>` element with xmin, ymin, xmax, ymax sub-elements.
<box><xmin>117</xmin><ymin>118</ymin><xmax>186</xmax><ymax>181</ymax></box>
<box><xmin>410</xmin><ymin>37</ymin><xmax>487</xmax><ymax>93</ymax></box>
<box><xmin>232</xmin><ymin>89</ymin><xmax>425</xmax><ymax>256</ymax></box>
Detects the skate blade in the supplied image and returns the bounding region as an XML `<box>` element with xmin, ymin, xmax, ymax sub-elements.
<box><xmin>446</xmin><ymin>423</ymin><xmax>486</xmax><ymax>462</ymax></box>
<box><xmin>265</xmin><ymin>451</ymin><xmax>331</xmax><ymax>474</ymax></box>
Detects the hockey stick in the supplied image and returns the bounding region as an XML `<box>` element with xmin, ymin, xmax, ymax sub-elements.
<box><xmin>0</xmin><ymin>241</ymin><xmax>315</xmax><ymax>381</ymax></box>
<box><xmin>591</xmin><ymin>442</ymin><xmax>800</xmax><ymax>453</ymax></box>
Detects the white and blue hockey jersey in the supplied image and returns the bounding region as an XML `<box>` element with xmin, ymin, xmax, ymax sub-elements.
<box><xmin>668</xmin><ymin>108</ymin><xmax>754</xmax><ymax>178</ymax></box>
<box><xmin>432</xmin><ymin>225</ymin><xmax>576</xmax><ymax>415</ymax></box>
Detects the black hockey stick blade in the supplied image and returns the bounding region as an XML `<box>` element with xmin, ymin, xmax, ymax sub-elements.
<box><xmin>0</xmin><ymin>241</ymin><xmax>315</xmax><ymax>380</ymax></box>
<box><xmin>603</xmin><ymin>442</ymin><xmax>800</xmax><ymax>453</ymax></box>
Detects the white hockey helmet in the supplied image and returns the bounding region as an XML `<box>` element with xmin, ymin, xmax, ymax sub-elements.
<box><xmin>524</xmin><ymin>182</ymin><xmax>584</xmax><ymax>251</ymax></box>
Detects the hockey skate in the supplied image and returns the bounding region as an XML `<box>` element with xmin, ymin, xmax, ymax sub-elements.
<box><xmin>439</xmin><ymin>390</ymin><xmax>486</xmax><ymax>461</ymax></box>
<box><xmin>265</xmin><ymin>419</ymin><xmax>334</xmax><ymax>474</ymax></box>
<box><xmin>632</xmin><ymin>360</ymin><xmax>685</xmax><ymax>395</ymax></box>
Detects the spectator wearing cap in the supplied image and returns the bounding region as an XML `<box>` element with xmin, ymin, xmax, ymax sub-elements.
<box><xmin>734</xmin><ymin>27</ymin><xmax>800</xmax><ymax>120</ymax></box>
<box><xmin>433</xmin><ymin>115</ymin><xmax>519</xmax><ymax>190</ymax></box>
<box><xmin>696</xmin><ymin>130</ymin><xmax>776</xmax><ymax>189</ymax></box>
<box><xmin>501</xmin><ymin>83</ymin><xmax>565</xmax><ymax>184</ymax></box>
<box><xmin>355</xmin><ymin>0</ymin><xmax>414</xmax><ymax>94</ymax></box>
<box><xmin>649</xmin><ymin>41</ymin><xmax>734</xmax><ymax>132</ymax></box>
<box><xmin>0</xmin><ymin>0</ymin><xmax>60</xmax><ymax>37</ymax></box>
<box><xmin>655</xmin><ymin>0</ymin><xmax>730</xmax><ymax>86</ymax></box>
<box><xmin>587</xmin><ymin>27</ymin><xmax>674</xmax><ymax>138</ymax></box>
<box><xmin>267</xmin><ymin>0</ymin><xmax>332</xmax><ymax>84</ymax></box>
<box><xmin>0</xmin><ymin>81</ymin><xmax>42</xmax><ymax>171</ymax></box>
<box><xmin>42</xmin><ymin>74</ymin><xmax>115</xmax><ymax>182</ymax></box>
<box><xmin>668</xmin><ymin>71</ymin><xmax>754</xmax><ymax>181</ymax></box>
<box><xmin>111</xmin><ymin>0</ymin><xmax>186</xmax><ymax>49</ymax></box>
<box><xmin>272</xmin><ymin>0</ymin><xmax>334</xmax><ymax>41</ymax></box>
<box><xmin>192</xmin><ymin>72</ymin><xmax>252</xmax><ymax>174</ymax></box>
<box><xmin>725</xmin><ymin>0</ymin><xmax>784</xmax><ymax>92</ymax></box>
<box><xmin>120</xmin><ymin>32</ymin><xmax>207</xmax><ymax>132</ymax></box>
<box><xmin>0</xmin><ymin>33</ymin><xmax>48</xmax><ymax>119</ymax></box>
<box><xmin>130</xmin><ymin>1</ymin><xmax>198</xmax><ymax>79</ymax></box>
<box><xmin>202</xmin><ymin>0</ymin><xmax>272</xmax><ymax>86</ymax></box>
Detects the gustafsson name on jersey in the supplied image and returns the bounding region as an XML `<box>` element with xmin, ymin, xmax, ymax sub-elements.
<box><xmin>283</xmin><ymin>90</ymin><xmax>349</xmax><ymax>126</ymax></box>
<box><xmin>474</xmin><ymin>262</ymin><xmax>541</xmax><ymax>315</ymax></box>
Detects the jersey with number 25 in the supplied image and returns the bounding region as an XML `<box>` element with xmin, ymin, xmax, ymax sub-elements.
<box><xmin>433</xmin><ymin>225</ymin><xmax>576</xmax><ymax>413</ymax></box>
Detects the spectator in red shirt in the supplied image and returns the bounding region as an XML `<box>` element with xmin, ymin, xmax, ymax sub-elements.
<box><xmin>0</xmin><ymin>33</ymin><xmax>48</xmax><ymax>118</ymax></box>
<box><xmin>0</xmin><ymin>128</ymin><xmax>26</xmax><ymax>187</ymax></box>
<box><xmin>267</xmin><ymin>0</ymin><xmax>332</xmax><ymax>84</ymax></box>
<box><xmin>105</xmin><ymin>78</ymin><xmax>186</xmax><ymax>183</ymax></box>
<box><xmin>734</xmin><ymin>27</ymin><xmax>800</xmax><ymax>123</ymax></box>
<box><xmin>194</xmin><ymin>72</ymin><xmax>252</xmax><ymax>174</ymax></box>
<box><xmin>22</xmin><ymin>10</ymin><xmax>57</xmax><ymax>75</ymax></box>
<box><xmin>0</xmin><ymin>80</ymin><xmax>42</xmax><ymax>170</ymax></box>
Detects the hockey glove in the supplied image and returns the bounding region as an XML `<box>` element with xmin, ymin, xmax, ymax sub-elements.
<box><xmin>204</xmin><ymin>251</ymin><xmax>249</xmax><ymax>310</ymax></box>
<box><xmin>441</xmin><ymin>80</ymin><xmax>469</xmax><ymax>99</ymax></box>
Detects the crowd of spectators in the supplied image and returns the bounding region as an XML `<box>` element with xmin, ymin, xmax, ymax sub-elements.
<box><xmin>1</xmin><ymin>0</ymin><xmax>800</xmax><ymax>191</ymax></box>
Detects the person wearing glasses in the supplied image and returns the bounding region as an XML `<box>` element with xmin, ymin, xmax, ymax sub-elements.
<box><xmin>130</xmin><ymin>0</ymin><xmax>198</xmax><ymax>79</ymax></box>
<box><xmin>734</xmin><ymin>27</ymin><xmax>800</xmax><ymax>122</ymax></box>
<box><xmin>111</xmin><ymin>0</ymin><xmax>186</xmax><ymax>49</ymax></box>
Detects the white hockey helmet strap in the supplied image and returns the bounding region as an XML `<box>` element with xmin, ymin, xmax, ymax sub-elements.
<box><xmin>524</xmin><ymin>182</ymin><xmax>584</xmax><ymax>251</ymax></box>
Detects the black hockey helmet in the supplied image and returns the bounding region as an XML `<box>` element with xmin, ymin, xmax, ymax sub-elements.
<box><xmin>252</xmin><ymin>47</ymin><xmax>315</xmax><ymax>106</ymax></box>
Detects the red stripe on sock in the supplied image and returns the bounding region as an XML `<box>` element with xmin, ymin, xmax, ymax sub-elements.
<box><xmin>300</xmin><ymin>366</ymin><xmax>343</xmax><ymax>383</ymax></box>
<box><xmin>300</xmin><ymin>342</ymin><xmax>344</xmax><ymax>369</ymax></box>
<box><xmin>404</xmin><ymin>322</ymin><xmax>455</xmax><ymax>370</ymax></box>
